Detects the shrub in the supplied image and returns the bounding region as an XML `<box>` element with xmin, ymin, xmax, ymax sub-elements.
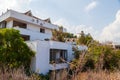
<box><xmin>0</xmin><ymin>29</ymin><xmax>35</xmax><ymax>70</ymax></box>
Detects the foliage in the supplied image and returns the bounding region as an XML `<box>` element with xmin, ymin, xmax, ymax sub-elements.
<box><xmin>73</xmin><ymin>31</ymin><xmax>120</xmax><ymax>71</ymax></box>
<box><xmin>39</xmin><ymin>74</ymin><xmax>49</xmax><ymax>80</ymax></box>
<box><xmin>84</xmin><ymin>40</ymin><xmax>120</xmax><ymax>71</ymax></box>
<box><xmin>73</xmin><ymin>47</ymin><xmax>82</xmax><ymax>59</ymax></box>
<box><xmin>103</xmin><ymin>49</ymin><xmax>120</xmax><ymax>70</ymax></box>
<box><xmin>52</xmin><ymin>27</ymin><xmax>76</xmax><ymax>42</ymax></box>
<box><xmin>0</xmin><ymin>67</ymin><xmax>50</xmax><ymax>80</ymax></box>
<box><xmin>64</xmin><ymin>32</ymin><xmax>77</xmax><ymax>38</ymax></box>
<box><xmin>70</xmin><ymin>47</ymin><xmax>87</xmax><ymax>76</ymax></box>
<box><xmin>52</xmin><ymin>29</ymin><xmax>65</xmax><ymax>42</ymax></box>
<box><xmin>77</xmin><ymin>31</ymin><xmax>93</xmax><ymax>45</ymax></box>
<box><xmin>0</xmin><ymin>28</ymin><xmax>35</xmax><ymax>69</ymax></box>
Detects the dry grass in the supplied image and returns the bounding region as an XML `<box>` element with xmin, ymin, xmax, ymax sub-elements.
<box><xmin>0</xmin><ymin>68</ymin><xmax>27</xmax><ymax>80</ymax></box>
<box><xmin>0</xmin><ymin>68</ymin><xmax>120</xmax><ymax>80</ymax></box>
<box><xmin>0</xmin><ymin>68</ymin><xmax>40</xmax><ymax>80</ymax></box>
<box><xmin>73</xmin><ymin>70</ymin><xmax>120</xmax><ymax>80</ymax></box>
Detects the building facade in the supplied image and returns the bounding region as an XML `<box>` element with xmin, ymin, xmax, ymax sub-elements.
<box><xmin>0</xmin><ymin>10</ymin><xmax>74</xmax><ymax>74</ymax></box>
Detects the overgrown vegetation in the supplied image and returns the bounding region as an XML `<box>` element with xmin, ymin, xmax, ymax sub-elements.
<box><xmin>77</xmin><ymin>31</ymin><xmax>93</xmax><ymax>45</ymax></box>
<box><xmin>52</xmin><ymin>26</ymin><xmax>76</xmax><ymax>42</ymax></box>
<box><xmin>0</xmin><ymin>29</ymin><xmax>35</xmax><ymax>70</ymax></box>
<box><xmin>68</xmin><ymin>31</ymin><xmax>120</xmax><ymax>80</ymax></box>
<box><xmin>0</xmin><ymin>67</ymin><xmax>49</xmax><ymax>80</ymax></box>
<box><xmin>0</xmin><ymin>28</ymin><xmax>120</xmax><ymax>80</ymax></box>
<box><xmin>84</xmin><ymin>41</ymin><xmax>120</xmax><ymax>71</ymax></box>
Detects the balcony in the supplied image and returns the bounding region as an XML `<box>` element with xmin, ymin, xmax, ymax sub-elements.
<box><xmin>13</xmin><ymin>27</ymin><xmax>52</xmax><ymax>40</ymax></box>
<box><xmin>49</xmin><ymin>49</ymin><xmax>68</xmax><ymax>70</ymax></box>
<box><xmin>9</xmin><ymin>10</ymin><xmax>59</xmax><ymax>30</ymax></box>
<box><xmin>49</xmin><ymin>63</ymin><xmax>68</xmax><ymax>70</ymax></box>
<box><xmin>50</xmin><ymin>49</ymin><xmax>67</xmax><ymax>62</ymax></box>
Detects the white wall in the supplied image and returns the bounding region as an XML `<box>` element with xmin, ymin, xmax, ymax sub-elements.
<box><xmin>14</xmin><ymin>27</ymin><xmax>52</xmax><ymax>40</ymax></box>
<box><xmin>49</xmin><ymin>41</ymin><xmax>69</xmax><ymax>50</ymax></box>
<box><xmin>26</xmin><ymin>40</ymin><xmax>50</xmax><ymax>74</ymax></box>
<box><xmin>67</xmin><ymin>44</ymin><xmax>74</xmax><ymax>62</ymax></box>
<box><xmin>45</xmin><ymin>28</ymin><xmax>52</xmax><ymax>35</ymax></box>
<box><xmin>36</xmin><ymin>41</ymin><xmax>50</xmax><ymax>74</ymax></box>
<box><xmin>27</xmin><ymin>23</ymin><xmax>40</xmax><ymax>32</ymax></box>
<box><xmin>6</xmin><ymin>20</ymin><xmax>13</xmax><ymax>28</ymax></box>
<box><xmin>27</xmin><ymin>23</ymin><xmax>52</xmax><ymax>35</ymax></box>
<box><xmin>26</xmin><ymin>41</ymin><xmax>37</xmax><ymax>72</ymax></box>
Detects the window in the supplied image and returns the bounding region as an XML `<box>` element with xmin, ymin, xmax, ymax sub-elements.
<box><xmin>40</xmin><ymin>28</ymin><xmax>45</xmax><ymax>33</ymax></box>
<box><xmin>50</xmin><ymin>49</ymin><xmax>67</xmax><ymax>64</ymax></box>
<box><xmin>60</xmin><ymin>50</ymin><xmax>67</xmax><ymax>61</ymax></box>
<box><xmin>0</xmin><ymin>21</ymin><xmax>6</xmax><ymax>28</ymax></box>
<box><xmin>21</xmin><ymin>35</ymin><xmax>30</xmax><ymax>41</ymax></box>
<box><xmin>36</xmin><ymin>19</ymin><xmax>39</xmax><ymax>23</ymax></box>
<box><xmin>13</xmin><ymin>21</ymin><xmax>27</xmax><ymax>29</ymax></box>
<box><xmin>50</xmin><ymin>49</ymin><xmax>56</xmax><ymax>63</ymax></box>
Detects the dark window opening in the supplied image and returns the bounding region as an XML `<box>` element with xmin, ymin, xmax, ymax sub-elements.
<box><xmin>50</xmin><ymin>49</ymin><xmax>67</xmax><ymax>64</ymax></box>
<box><xmin>115</xmin><ymin>45</ymin><xmax>120</xmax><ymax>49</ymax></box>
<box><xmin>13</xmin><ymin>21</ymin><xmax>27</xmax><ymax>28</ymax></box>
<box><xmin>40</xmin><ymin>28</ymin><xmax>45</xmax><ymax>33</ymax></box>
<box><xmin>67</xmin><ymin>39</ymin><xmax>69</xmax><ymax>41</ymax></box>
<box><xmin>21</xmin><ymin>35</ymin><xmax>30</xmax><ymax>41</ymax></box>
<box><xmin>73</xmin><ymin>39</ymin><xmax>75</xmax><ymax>42</ymax></box>
<box><xmin>0</xmin><ymin>21</ymin><xmax>6</xmax><ymax>28</ymax></box>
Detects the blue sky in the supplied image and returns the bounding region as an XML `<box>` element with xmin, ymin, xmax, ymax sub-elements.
<box><xmin>0</xmin><ymin>0</ymin><xmax>120</xmax><ymax>42</ymax></box>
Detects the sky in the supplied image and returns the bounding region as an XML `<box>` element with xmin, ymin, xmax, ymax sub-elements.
<box><xmin>0</xmin><ymin>0</ymin><xmax>120</xmax><ymax>42</ymax></box>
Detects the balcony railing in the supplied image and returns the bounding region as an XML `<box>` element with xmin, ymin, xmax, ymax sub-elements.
<box><xmin>49</xmin><ymin>63</ymin><xmax>68</xmax><ymax>70</ymax></box>
<box><xmin>13</xmin><ymin>27</ymin><xmax>52</xmax><ymax>40</ymax></box>
<box><xmin>50</xmin><ymin>57</ymin><xmax>67</xmax><ymax>64</ymax></box>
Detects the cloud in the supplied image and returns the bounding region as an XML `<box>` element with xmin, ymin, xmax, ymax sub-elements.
<box><xmin>54</xmin><ymin>18</ymin><xmax>99</xmax><ymax>40</ymax></box>
<box><xmin>85</xmin><ymin>0</ymin><xmax>98</xmax><ymax>12</ymax></box>
<box><xmin>0</xmin><ymin>0</ymin><xmax>32</xmax><ymax>14</ymax></box>
<box><xmin>100</xmin><ymin>10</ymin><xmax>120</xmax><ymax>42</ymax></box>
<box><xmin>54</xmin><ymin>10</ymin><xmax>120</xmax><ymax>42</ymax></box>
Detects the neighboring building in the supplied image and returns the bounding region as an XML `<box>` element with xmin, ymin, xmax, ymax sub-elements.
<box><xmin>102</xmin><ymin>41</ymin><xmax>120</xmax><ymax>50</ymax></box>
<box><xmin>65</xmin><ymin>38</ymin><xmax>88</xmax><ymax>51</ymax></box>
<box><xmin>65</xmin><ymin>38</ymin><xmax>77</xmax><ymax>45</ymax></box>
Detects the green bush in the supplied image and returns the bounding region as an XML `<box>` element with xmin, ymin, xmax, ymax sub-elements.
<box><xmin>0</xmin><ymin>28</ymin><xmax>35</xmax><ymax>69</ymax></box>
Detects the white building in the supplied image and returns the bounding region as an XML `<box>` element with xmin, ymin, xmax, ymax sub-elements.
<box><xmin>27</xmin><ymin>40</ymin><xmax>73</xmax><ymax>74</ymax></box>
<box><xmin>102</xmin><ymin>41</ymin><xmax>120</xmax><ymax>50</ymax></box>
<box><xmin>0</xmin><ymin>10</ymin><xmax>74</xmax><ymax>74</ymax></box>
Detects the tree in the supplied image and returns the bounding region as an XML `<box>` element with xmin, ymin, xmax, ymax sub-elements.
<box><xmin>52</xmin><ymin>26</ymin><xmax>77</xmax><ymax>42</ymax></box>
<box><xmin>84</xmin><ymin>41</ymin><xmax>120</xmax><ymax>71</ymax></box>
<box><xmin>103</xmin><ymin>48</ymin><xmax>120</xmax><ymax>70</ymax></box>
<box><xmin>77</xmin><ymin>31</ymin><xmax>93</xmax><ymax>45</ymax></box>
<box><xmin>85</xmin><ymin>41</ymin><xmax>104</xmax><ymax>70</ymax></box>
<box><xmin>52</xmin><ymin>29</ymin><xmax>65</xmax><ymax>42</ymax></box>
<box><xmin>85</xmin><ymin>33</ymin><xmax>93</xmax><ymax>45</ymax></box>
<box><xmin>64</xmin><ymin>32</ymin><xmax>77</xmax><ymax>38</ymax></box>
<box><xmin>0</xmin><ymin>28</ymin><xmax>35</xmax><ymax>69</ymax></box>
